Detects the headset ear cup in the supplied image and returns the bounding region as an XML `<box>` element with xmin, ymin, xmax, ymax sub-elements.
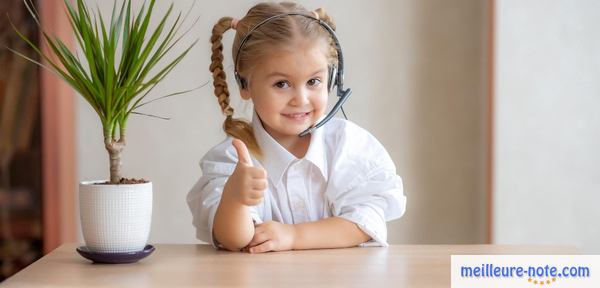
<box><xmin>328</xmin><ymin>66</ymin><xmax>337</xmax><ymax>92</ymax></box>
<box><xmin>235</xmin><ymin>72</ymin><xmax>246</xmax><ymax>89</ymax></box>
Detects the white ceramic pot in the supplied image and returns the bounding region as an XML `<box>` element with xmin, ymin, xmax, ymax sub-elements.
<box><xmin>79</xmin><ymin>181</ymin><xmax>152</xmax><ymax>253</ymax></box>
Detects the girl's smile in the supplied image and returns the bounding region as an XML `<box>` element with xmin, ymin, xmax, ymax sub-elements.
<box><xmin>281</xmin><ymin>111</ymin><xmax>312</xmax><ymax>121</ymax></box>
<box><xmin>240</xmin><ymin>38</ymin><xmax>330</xmax><ymax>147</ymax></box>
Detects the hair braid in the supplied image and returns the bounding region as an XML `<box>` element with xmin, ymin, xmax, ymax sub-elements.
<box><xmin>210</xmin><ymin>17</ymin><xmax>235</xmax><ymax>116</ymax></box>
<box><xmin>210</xmin><ymin>17</ymin><xmax>262</xmax><ymax>158</ymax></box>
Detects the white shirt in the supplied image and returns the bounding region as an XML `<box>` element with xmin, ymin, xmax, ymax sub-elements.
<box><xmin>186</xmin><ymin>112</ymin><xmax>406</xmax><ymax>247</ymax></box>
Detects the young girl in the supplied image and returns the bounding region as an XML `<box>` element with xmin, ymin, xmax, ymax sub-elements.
<box><xmin>187</xmin><ymin>2</ymin><xmax>406</xmax><ymax>253</ymax></box>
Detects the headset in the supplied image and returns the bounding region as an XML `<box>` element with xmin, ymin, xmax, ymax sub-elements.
<box><xmin>233</xmin><ymin>12</ymin><xmax>352</xmax><ymax>137</ymax></box>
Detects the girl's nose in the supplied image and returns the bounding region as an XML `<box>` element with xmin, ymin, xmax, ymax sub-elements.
<box><xmin>290</xmin><ymin>87</ymin><xmax>310</xmax><ymax>106</ymax></box>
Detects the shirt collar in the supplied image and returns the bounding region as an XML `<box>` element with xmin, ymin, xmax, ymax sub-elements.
<box><xmin>252</xmin><ymin>111</ymin><xmax>328</xmax><ymax>186</ymax></box>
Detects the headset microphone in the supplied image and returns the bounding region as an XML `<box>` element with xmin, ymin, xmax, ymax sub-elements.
<box><xmin>234</xmin><ymin>12</ymin><xmax>352</xmax><ymax>137</ymax></box>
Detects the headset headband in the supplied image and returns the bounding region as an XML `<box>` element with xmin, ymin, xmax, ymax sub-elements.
<box><xmin>233</xmin><ymin>12</ymin><xmax>352</xmax><ymax>137</ymax></box>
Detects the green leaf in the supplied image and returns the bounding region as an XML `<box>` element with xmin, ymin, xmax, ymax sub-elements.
<box><xmin>10</xmin><ymin>0</ymin><xmax>200</xmax><ymax>151</ymax></box>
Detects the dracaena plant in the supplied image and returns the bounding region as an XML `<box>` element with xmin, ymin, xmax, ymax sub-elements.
<box><xmin>10</xmin><ymin>0</ymin><xmax>198</xmax><ymax>184</ymax></box>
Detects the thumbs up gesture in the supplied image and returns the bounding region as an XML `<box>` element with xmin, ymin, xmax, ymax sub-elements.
<box><xmin>223</xmin><ymin>139</ymin><xmax>268</xmax><ymax>206</ymax></box>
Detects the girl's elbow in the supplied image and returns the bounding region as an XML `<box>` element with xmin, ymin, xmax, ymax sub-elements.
<box><xmin>214</xmin><ymin>229</ymin><xmax>253</xmax><ymax>252</ymax></box>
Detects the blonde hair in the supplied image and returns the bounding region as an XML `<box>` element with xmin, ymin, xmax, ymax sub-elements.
<box><xmin>209</xmin><ymin>2</ymin><xmax>338</xmax><ymax>158</ymax></box>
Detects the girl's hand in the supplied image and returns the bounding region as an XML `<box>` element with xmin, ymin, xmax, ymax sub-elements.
<box><xmin>223</xmin><ymin>139</ymin><xmax>268</xmax><ymax>206</ymax></box>
<box><xmin>244</xmin><ymin>221</ymin><xmax>296</xmax><ymax>253</ymax></box>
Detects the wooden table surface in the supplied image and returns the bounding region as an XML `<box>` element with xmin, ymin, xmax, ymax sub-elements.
<box><xmin>0</xmin><ymin>243</ymin><xmax>579</xmax><ymax>287</ymax></box>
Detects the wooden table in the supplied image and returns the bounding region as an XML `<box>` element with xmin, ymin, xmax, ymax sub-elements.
<box><xmin>0</xmin><ymin>243</ymin><xmax>578</xmax><ymax>287</ymax></box>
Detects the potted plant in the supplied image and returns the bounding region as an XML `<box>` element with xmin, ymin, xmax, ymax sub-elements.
<box><xmin>10</xmin><ymin>0</ymin><xmax>197</xmax><ymax>256</ymax></box>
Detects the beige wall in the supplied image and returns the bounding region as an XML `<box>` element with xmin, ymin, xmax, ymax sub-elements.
<box><xmin>77</xmin><ymin>0</ymin><xmax>488</xmax><ymax>244</ymax></box>
<box><xmin>494</xmin><ymin>0</ymin><xmax>600</xmax><ymax>253</ymax></box>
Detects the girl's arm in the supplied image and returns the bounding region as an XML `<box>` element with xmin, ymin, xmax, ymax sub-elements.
<box><xmin>213</xmin><ymin>139</ymin><xmax>268</xmax><ymax>251</ymax></box>
<box><xmin>293</xmin><ymin>217</ymin><xmax>372</xmax><ymax>249</ymax></box>
<box><xmin>213</xmin><ymin>187</ymin><xmax>255</xmax><ymax>251</ymax></box>
<box><xmin>246</xmin><ymin>217</ymin><xmax>371</xmax><ymax>253</ymax></box>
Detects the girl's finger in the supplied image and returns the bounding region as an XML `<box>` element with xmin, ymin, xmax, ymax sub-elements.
<box><xmin>253</xmin><ymin>222</ymin><xmax>264</xmax><ymax>231</ymax></box>
<box><xmin>249</xmin><ymin>190</ymin><xmax>264</xmax><ymax>199</ymax></box>
<box><xmin>250</xmin><ymin>167</ymin><xmax>267</xmax><ymax>179</ymax></box>
<box><xmin>247</xmin><ymin>232</ymin><xmax>269</xmax><ymax>248</ymax></box>
<box><xmin>246</xmin><ymin>197</ymin><xmax>262</xmax><ymax>206</ymax></box>
<box><xmin>232</xmin><ymin>139</ymin><xmax>253</xmax><ymax>166</ymax></box>
<box><xmin>249</xmin><ymin>240</ymin><xmax>275</xmax><ymax>254</ymax></box>
<box><xmin>251</xmin><ymin>179</ymin><xmax>268</xmax><ymax>190</ymax></box>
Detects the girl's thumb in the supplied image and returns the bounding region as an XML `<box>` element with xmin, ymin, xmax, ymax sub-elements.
<box><xmin>232</xmin><ymin>138</ymin><xmax>253</xmax><ymax>166</ymax></box>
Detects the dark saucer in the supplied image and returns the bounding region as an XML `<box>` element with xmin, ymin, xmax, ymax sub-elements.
<box><xmin>76</xmin><ymin>245</ymin><xmax>155</xmax><ymax>264</ymax></box>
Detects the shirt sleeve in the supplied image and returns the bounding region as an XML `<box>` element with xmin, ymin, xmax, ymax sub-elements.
<box><xmin>331</xmin><ymin>166</ymin><xmax>406</xmax><ymax>247</ymax></box>
<box><xmin>327</xmin><ymin>121</ymin><xmax>407</xmax><ymax>247</ymax></box>
<box><xmin>186</xmin><ymin>139</ymin><xmax>263</xmax><ymax>248</ymax></box>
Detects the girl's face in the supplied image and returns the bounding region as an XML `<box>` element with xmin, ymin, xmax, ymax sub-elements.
<box><xmin>240</xmin><ymin>39</ymin><xmax>329</xmax><ymax>142</ymax></box>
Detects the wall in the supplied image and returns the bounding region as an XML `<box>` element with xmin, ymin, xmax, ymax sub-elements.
<box><xmin>77</xmin><ymin>0</ymin><xmax>488</xmax><ymax>245</ymax></box>
<box><xmin>494</xmin><ymin>0</ymin><xmax>600</xmax><ymax>253</ymax></box>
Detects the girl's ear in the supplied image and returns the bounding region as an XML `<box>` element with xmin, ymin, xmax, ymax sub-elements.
<box><xmin>240</xmin><ymin>88</ymin><xmax>251</xmax><ymax>100</ymax></box>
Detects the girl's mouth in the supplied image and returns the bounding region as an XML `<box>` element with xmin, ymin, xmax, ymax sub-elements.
<box><xmin>282</xmin><ymin>111</ymin><xmax>311</xmax><ymax>120</ymax></box>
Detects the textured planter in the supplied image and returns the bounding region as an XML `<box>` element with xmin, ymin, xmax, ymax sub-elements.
<box><xmin>79</xmin><ymin>181</ymin><xmax>152</xmax><ymax>253</ymax></box>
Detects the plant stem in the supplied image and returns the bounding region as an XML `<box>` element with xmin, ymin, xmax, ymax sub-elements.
<box><xmin>105</xmin><ymin>137</ymin><xmax>125</xmax><ymax>184</ymax></box>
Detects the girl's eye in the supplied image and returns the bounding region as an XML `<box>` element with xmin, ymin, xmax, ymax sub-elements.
<box><xmin>274</xmin><ymin>81</ymin><xmax>290</xmax><ymax>89</ymax></box>
<box><xmin>308</xmin><ymin>78</ymin><xmax>321</xmax><ymax>87</ymax></box>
